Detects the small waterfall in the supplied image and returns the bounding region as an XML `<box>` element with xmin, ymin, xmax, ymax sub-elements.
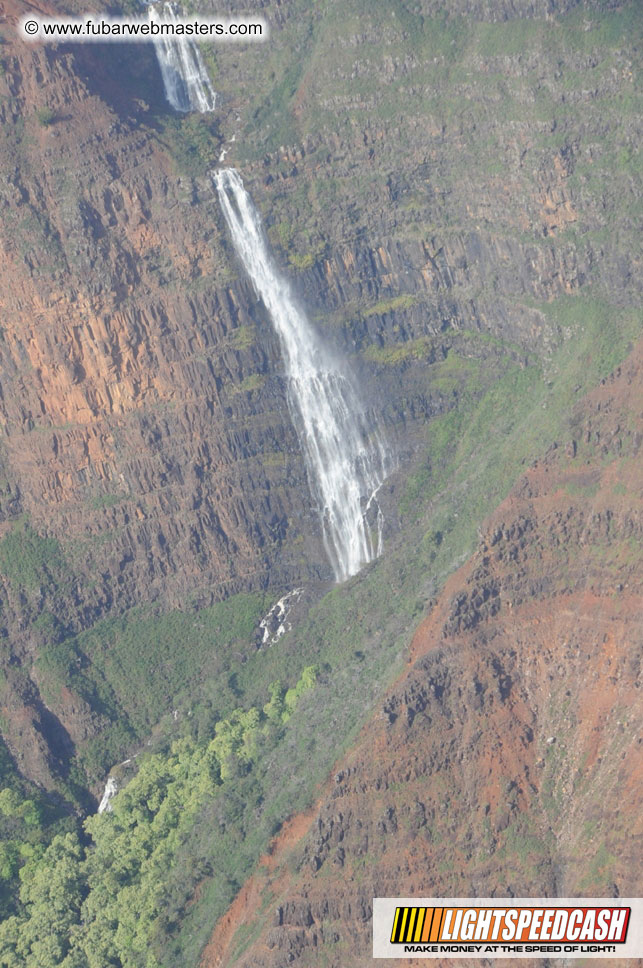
<box><xmin>147</xmin><ymin>2</ymin><xmax>216</xmax><ymax>113</ymax></box>
<box><xmin>215</xmin><ymin>168</ymin><xmax>390</xmax><ymax>582</ymax></box>
<box><xmin>98</xmin><ymin>775</ymin><xmax>118</xmax><ymax>814</ymax></box>
<box><xmin>259</xmin><ymin>588</ymin><xmax>304</xmax><ymax>645</ymax></box>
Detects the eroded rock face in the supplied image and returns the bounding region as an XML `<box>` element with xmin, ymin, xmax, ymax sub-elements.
<box><xmin>0</xmin><ymin>0</ymin><xmax>639</xmax><ymax>795</ymax></box>
<box><xmin>0</xmin><ymin>19</ymin><xmax>317</xmax><ymax>600</ymax></box>
<box><xmin>204</xmin><ymin>341</ymin><xmax>643</xmax><ymax>968</ymax></box>
<box><xmin>0</xmin><ymin>3</ymin><xmax>318</xmax><ymax>787</ymax></box>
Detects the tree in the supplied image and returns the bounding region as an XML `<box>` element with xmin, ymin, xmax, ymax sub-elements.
<box><xmin>10</xmin><ymin>833</ymin><xmax>86</xmax><ymax>967</ymax></box>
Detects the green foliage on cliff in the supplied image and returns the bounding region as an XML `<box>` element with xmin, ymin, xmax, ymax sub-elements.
<box><xmin>228</xmin><ymin>373</ymin><xmax>265</xmax><ymax>395</ymax></box>
<box><xmin>35</xmin><ymin>107</ymin><xmax>56</xmax><ymax>128</ymax></box>
<box><xmin>401</xmin><ymin>289</ymin><xmax>640</xmax><ymax>531</ymax></box>
<box><xmin>0</xmin><ymin>668</ymin><xmax>319</xmax><ymax>968</ymax></box>
<box><xmin>362</xmin><ymin>294</ymin><xmax>418</xmax><ymax>319</ymax></box>
<box><xmin>363</xmin><ymin>336</ymin><xmax>431</xmax><ymax>366</ymax></box>
<box><xmin>157</xmin><ymin>114</ymin><xmax>221</xmax><ymax>176</ymax></box>
<box><xmin>35</xmin><ymin>592</ymin><xmax>269</xmax><ymax>784</ymax></box>
<box><xmin>236</xmin><ymin>0</ymin><xmax>641</xmax><ymax>165</ymax></box>
<box><xmin>0</xmin><ymin>520</ymin><xmax>67</xmax><ymax>593</ymax></box>
<box><xmin>0</xmin><ymin>763</ymin><xmax>73</xmax><ymax>926</ymax></box>
<box><xmin>270</xmin><ymin>219</ymin><xmax>327</xmax><ymax>272</ymax></box>
<box><xmin>226</xmin><ymin>325</ymin><xmax>256</xmax><ymax>351</ymax></box>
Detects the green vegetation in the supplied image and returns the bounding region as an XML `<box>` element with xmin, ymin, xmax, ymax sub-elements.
<box><xmin>564</xmin><ymin>479</ymin><xmax>600</xmax><ymax>500</ymax></box>
<box><xmin>270</xmin><ymin>220</ymin><xmax>327</xmax><ymax>272</ymax></box>
<box><xmin>0</xmin><ymin>669</ymin><xmax>319</xmax><ymax>968</ymax></box>
<box><xmin>401</xmin><ymin>291</ymin><xmax>640</xmax><ymax>528</ymax></box>
<box><xmin>35</xmin><ymin>107</ymin><xmax>56</xmax><ymax>127</ymax></box>
<box><xmin>362</xmin><ymin>294</ymin><xmax>418</xmax><ymax>319</ymax></box>
<box><xmin>0</xmin><ymin>520</ymin><xmax>68</xmax><ymax>594</ymax></box>
<box><xmin>0</xmin><ymin>745</ymin><xmax>74</xmax><ymax>925</ymax></box>
<box><xmin>35</xmin><ymin>592</ymin><xmax>269</xmax><ymax>783</ymax></box>
<box><xmin>496</xmin><ymin>816</ymin><xmax>552</xmax><ymax>873</ymax></box>
<box><xmin>288</xmin><ymin>250</ymin><xmax>316</xmax><ymax>270</ymax></box>
<box><xmin>233</xmin><ymin>0</ymin><xmax>637</xmax><ymax>152</ymax></box>
<box><xmin>228</xmin><ymin>373</ymin><xmax>265</xmax><ymax>395</ymax></box>
<box><xmin>226</xmin><ymin>325</ymin><xmax>256</xmax><ymax>351</ymax></box>
<box><xmin>363</xmin><ymin>336</ymin><xmax>432</xmax><ymax>366</ymax></box>
<box><xmin>576</xmin><ymin>841</ymin><xmax>618</xmax><ymax>893</ymax></box>
<box><xmin>156</xmin><ymin>114</ymin><xmax>221</xmax><ymax>176</ymax></box>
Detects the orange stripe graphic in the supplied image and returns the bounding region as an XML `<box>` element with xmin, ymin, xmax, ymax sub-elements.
<box><xmin>420</xmin><ymin>907</ymin><xmax>434</xmax><ymax>942</ymax></box>
<box><xmin>431</xmin><ymin>907</ymin><xmax>445</xmax><ymax>942</ymax></box>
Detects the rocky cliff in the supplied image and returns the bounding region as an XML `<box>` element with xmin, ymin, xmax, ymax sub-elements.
<box><xmin>0</xmin><ymin>1</ymin><xmax>639</xmax><ymax>958</ymax></box>
<box><xmin>0</xmin><ymin>0</ymin><xmax>323</xmax><ymax>791</ymax></box>
<box><xmin>204</xmin><ymin>336</ymin><xmax>643</xmax><ymax>968</ymax></box>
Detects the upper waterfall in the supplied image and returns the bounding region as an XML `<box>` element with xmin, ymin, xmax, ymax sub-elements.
<box><xmin>147</xmin><ymin>2</ymin><xmax>216</xmax><ymax>113</ymax></box>
<box><xmin>215</xmin><ymin>168</ymin><xmax>391</xmax><ymax>582</ymax></box>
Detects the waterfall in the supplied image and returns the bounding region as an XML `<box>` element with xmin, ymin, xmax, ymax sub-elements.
<box><xmin>98</xmin><ymin>775</ymin><xmax>118</xmax><ymax>814</ymax></box>
<box><xmin>215</xmin><ymin>168</ymin><xmax>390</xmax><ymax>582</ymax></box>
<box><xmin>147</xmin><ymin>2</ymin><xmax>216</xmax><ymax>113</ymax></box>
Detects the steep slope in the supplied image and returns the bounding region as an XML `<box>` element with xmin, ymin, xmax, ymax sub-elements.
<box><xmin>0</xmin><ymin>0</ymin><xmax>319</xmax><ymax>599</ymax></box>
<box><xmin>205</xmin><ymin>338</ymin><xmax>643</xmax><ymax>968</ymax></box>
<box><xmin>0</xmin><ymin>0</ymin><xmax>639</xmax><ymax>911</ymax></box>
<box><xmin>0</xmin><ymin>2</ymin><xmax>640</xmax><ymax>964</ymax></box>
<box><xmin>0</xmin><ymin>0</ymin><xmax>322</xmax><ymax>793</ymax></box>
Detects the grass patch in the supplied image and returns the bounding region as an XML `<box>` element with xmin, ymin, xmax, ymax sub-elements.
<box><xmin>401</xmin><ymin>291</ymin><xmax>640</xmax><ymax>528</ymax></box>
<box><xmin>71</xmin><ymin>594</ymin><xmax>268</xmax><ymax>735</ymax></box>
<box><xmin>35</xmin><ymin>593</ymin><xmax>270</xmax><ymax>784</ymax></box>
<box><xmin>565</xmin><ymin>480</ymin><xmax>600</xmax><ymax>499</ymax></box>
<box><xmin>0</xmin><ymin>519</ymin><xmax>68</xmax><ymax>593</ymax></box>
<box><xmin>363</xmin><ymin>336</ymin><xmax>432</xmax><ymax>366</ymax></box>
<box><xmin>228</xmin><ymin>373</ymin><xmax>265</xmax><ymax>395</ymax></box>
<box><xmin>226</xmin><ymin>325</ymin><xmax>256</xmax><ymax>352</ymax></box>
<box><xmin>35</xmin><ymin>106</ymin><xmax>56</xmax><ymax>127</ymax></box>
<box><xmin>155</xmin><ymin>114</ymin><xmax>221</xmax><ymax>177</ymax></box>
<box><xmin>89</xmin><ymin>492</ymin><xmax>128</xmax><ymax>511</ymax></box>
<box><xmin>362</xmin><ymin>294</ymin><xmax>418</xmax><ymax>318</ymax></box>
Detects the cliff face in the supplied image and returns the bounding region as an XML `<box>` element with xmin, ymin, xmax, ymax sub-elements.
<box><xmin>0</xmin><ymin>0</ymin><xmax>639</xmax><ymax>833</ymax></box>
<box><xmin>205</xmin><ymin>338</ymin><xmax>643</xmax><ymax>968</ymax></box>
<box><xmin>0</xmin><ymin>0</ymin><xmax>640</xmax><ymax>964</ymax></box>
<box><xmin>0</xmin><ymin>1</ymin><xmax>320</xmax><ymax>788</ymax></box>
<box><xmin>0</xmin><ymin>4</ymin><xmax>317</xmax><ymax>602</ymax></box>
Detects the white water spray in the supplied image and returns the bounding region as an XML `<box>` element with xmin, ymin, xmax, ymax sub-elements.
<box><xmin>215</xmin><ymin>168</ymin><xmax>390</xmax><ymax>582</ymax></box>
<box><xmin>97</xmin><ymin>775</ymin><xmax>118</xmax><ymax>814</ymax></box>
<box><xmin>147</xmin><ymin>2</ymin><xmax>216</xmax><ymax>113</ymax></box>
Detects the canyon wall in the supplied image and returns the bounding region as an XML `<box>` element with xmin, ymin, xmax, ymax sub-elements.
<box><xmin>205</xmin><ymin>337</ymin><xmax>643</xmax><ymax>968</ymax></box>
<box><xmin>0</xmin><ymin>0</ymin><xmax>639</xmax><ymax>816</ymax></box>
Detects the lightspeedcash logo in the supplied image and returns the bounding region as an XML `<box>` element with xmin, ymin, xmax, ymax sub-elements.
<box><xmin>373</xmin><ymin>898</ymin><xmax>642</xmax><ymax>959</ymax></box>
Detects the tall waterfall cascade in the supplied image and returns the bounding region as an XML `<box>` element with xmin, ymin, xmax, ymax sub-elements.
<box><xmin>215</xmin><ymin>168</ymin><xmax>391</xmax><ymax>582</ymax></box>
<box><xmin>147</xmin><ymin>2</ymin><xmax>216</xmax><ymax>113</ymax></box>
